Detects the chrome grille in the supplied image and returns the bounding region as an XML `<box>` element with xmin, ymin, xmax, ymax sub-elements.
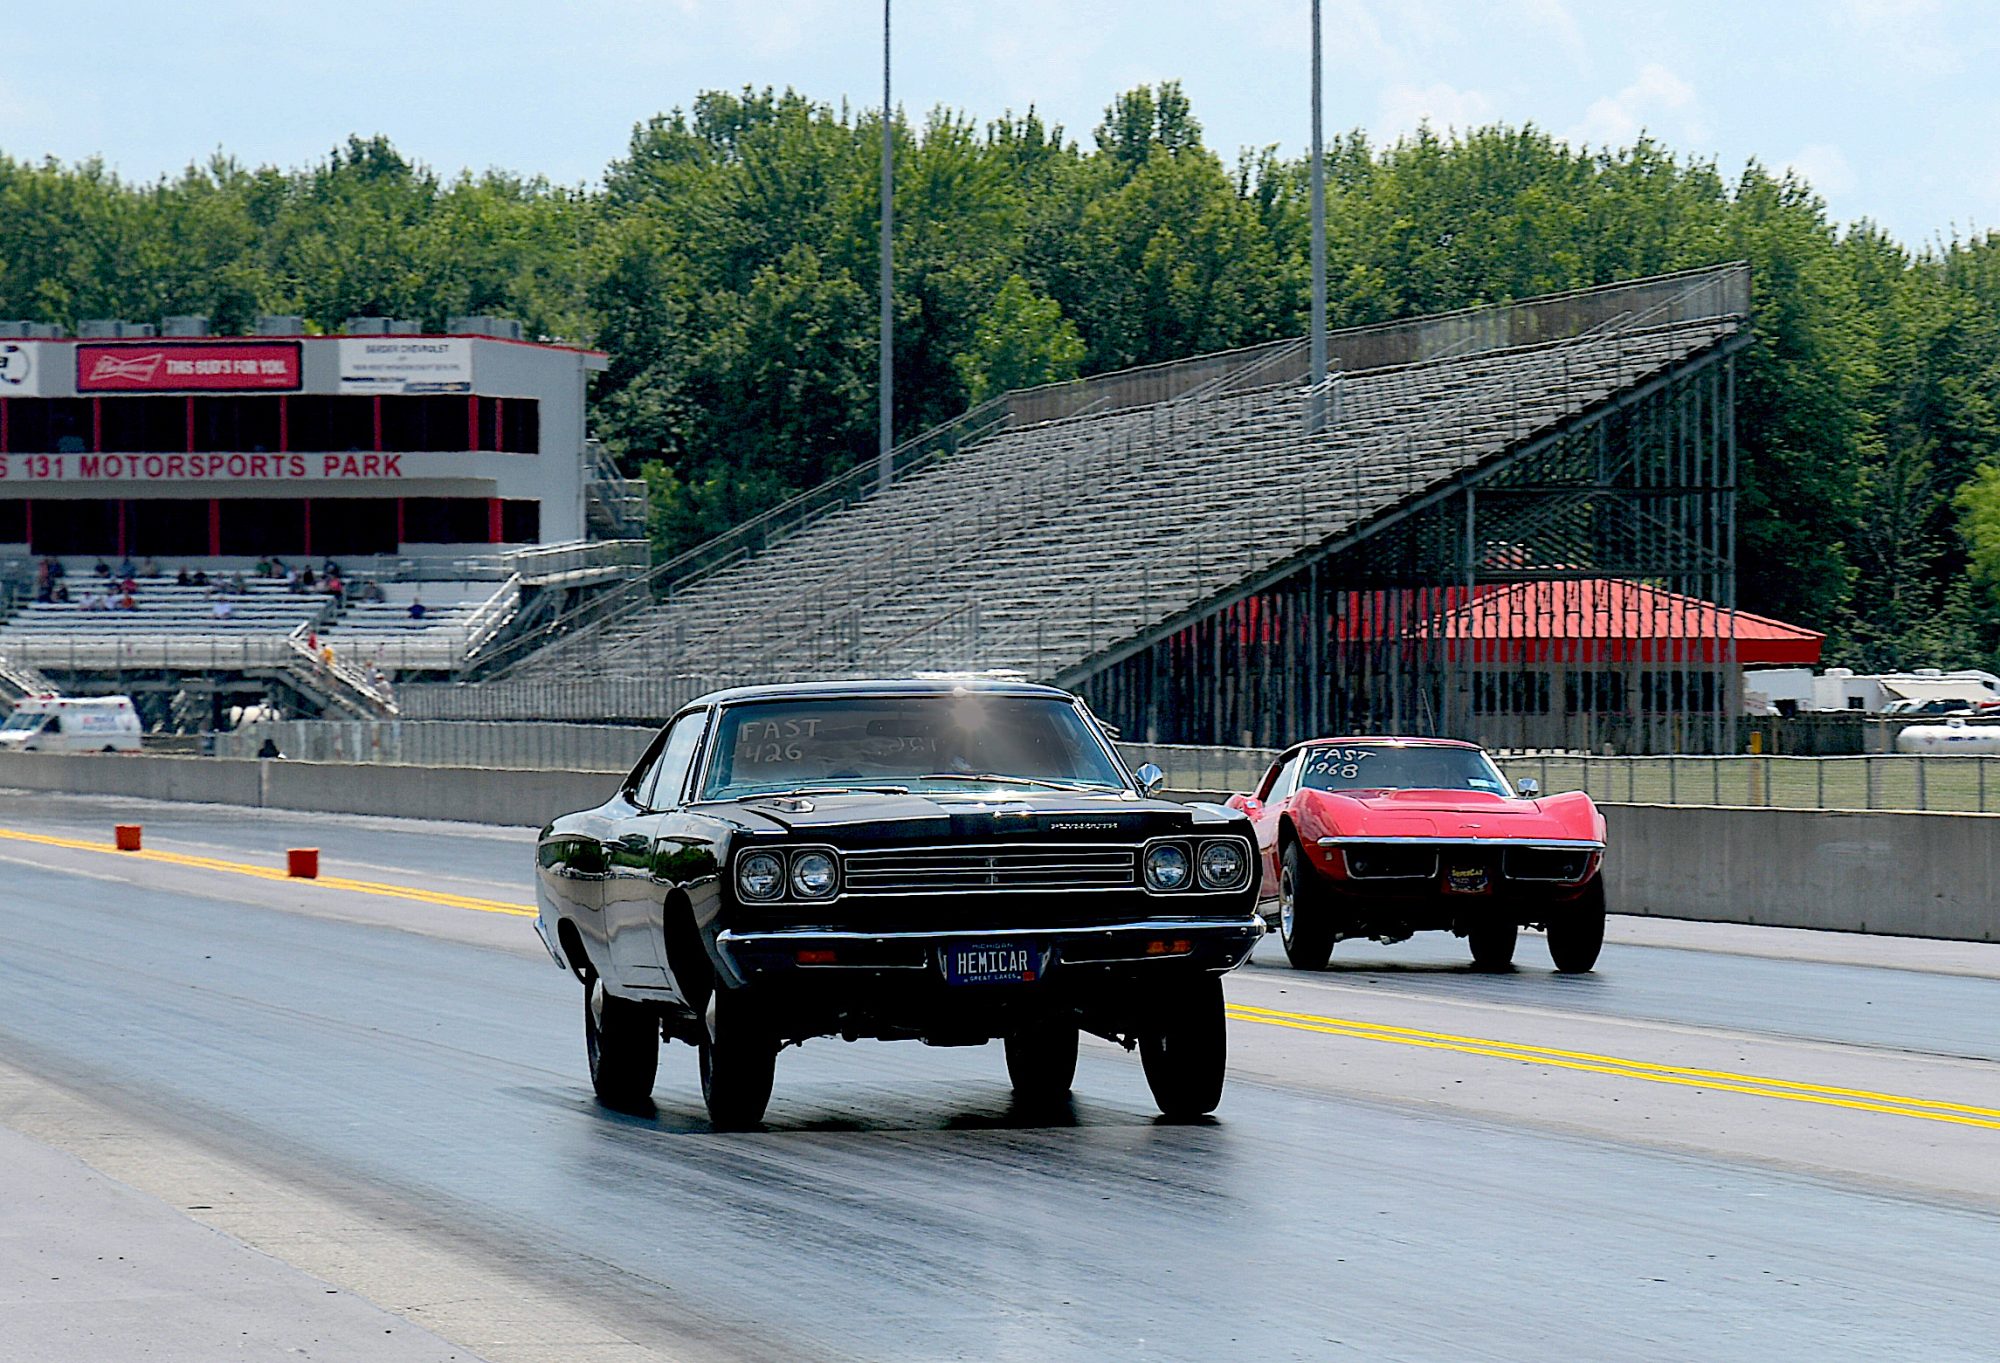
<box><xmin>843</xmin><ymin>845</ymin><xmax>1138</xmax><ymax>894</ymax></box>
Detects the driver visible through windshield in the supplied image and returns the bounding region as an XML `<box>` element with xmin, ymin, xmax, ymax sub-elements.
<box><xmin>1299</xmin><ymin>744</ymin><xmax>1511</xmax><ymax>795</ymax></box>
<box><xmin>699</xmin><ymin>694</ymin><xmax>1128</xmax><ymax>799</ymax></box>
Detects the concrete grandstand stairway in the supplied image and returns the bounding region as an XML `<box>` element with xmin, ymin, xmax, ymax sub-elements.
<box><xmin>410</xmin><ymin>266</ymin><xmax>1751</xmax><ymax>721</ymax></box>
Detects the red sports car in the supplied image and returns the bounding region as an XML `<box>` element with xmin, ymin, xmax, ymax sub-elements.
<box><xmin>1226</xmin><ymin>738</ymin><xmax>1607</xmax><ymax>973</ymax></box>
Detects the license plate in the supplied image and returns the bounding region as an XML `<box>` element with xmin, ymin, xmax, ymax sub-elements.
<box><xmin>940</xmin><ymin>942</ymin><xmax>1043</xmax><ymax>985</ymax></box>
<box><xmin>1445</xmin><ymin>865</ymin><xmax>1491</xmax><ymax>894</ymax></box>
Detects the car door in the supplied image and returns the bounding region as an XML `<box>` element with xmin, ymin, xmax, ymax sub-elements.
<box><xmin>1250</xmin><ymin>749</ymin><xmax>1304</xmax><ymax>898</ymax></box>
<box><xmin>603</xmin><ymin>708</ymin><xmax>709</xmax><ymax>986</ymax></box>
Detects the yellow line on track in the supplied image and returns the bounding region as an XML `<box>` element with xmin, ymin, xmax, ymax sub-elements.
<box><xmin>4</xmin><ymin>822</ymin><xmax>1988</xmax><ymax>1130</ymax></box>
<box><xmin>0</xmin><ymin>826</ymin><xmax>536</xmax><ymax>917</ymax></box>
<box><xmin>1227</xmin><ymin>1001</ymin><xmax>2000</xmax><ymax>1131</ymax></box>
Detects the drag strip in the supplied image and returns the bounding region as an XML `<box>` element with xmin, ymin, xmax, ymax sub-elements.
<box><xmin>1</xmin><ymin>790</ymin><xmax>1998</xmax><ymax>1362</ymax></box>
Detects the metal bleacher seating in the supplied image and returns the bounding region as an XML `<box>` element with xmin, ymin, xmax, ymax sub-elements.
<box><xmin>473</xmin><ymin>271</ymin><xmax>1745</xmax><ymax>723</ymax></box>
<box><xmin>0</xmin><ymin>575</ymin><xmax>333</xmax><ymax>671</ymax></box>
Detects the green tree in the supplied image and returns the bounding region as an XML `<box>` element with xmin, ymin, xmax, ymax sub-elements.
<box><xmin>955</xmin><ymin>274</ymin><xmax>1085</xmax><ymax>402</ymax></box>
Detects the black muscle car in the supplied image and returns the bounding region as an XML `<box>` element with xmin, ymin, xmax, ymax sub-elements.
<box><xmin>534</xmin><ymin>678</ymin><xmax>1264</xmax><ymax>1127</ymax></box>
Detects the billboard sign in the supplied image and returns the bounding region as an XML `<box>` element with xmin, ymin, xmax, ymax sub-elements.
<box><xmin>76</xmin><ymin>341</ymin><xmax>301</xmax><ymax>392</ymax></box>
<box><xmin>0</xmin><ymin>341</ymin><xmax>42</xmax><ymax>395</ymax></box>
<box><xmin>338</xmin><ymin>337</ymin><xmax>473</xmax><ymax>394</ymax></box>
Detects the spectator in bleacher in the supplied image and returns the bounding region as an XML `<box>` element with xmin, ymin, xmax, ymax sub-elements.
<box><xmin>34</xmin><ymin>561</ymin><xmax>51</xmax><ymax>603</ymax></box>
<box><xmin>191</xmin><ymin>569</ymin><xmax>209</xmax><ymax>587</ymax></box>
<box><xmin>138</xmin><ymin>556</ymin><xmax>159</xmax><ymax>578</ymax></box>
<box><xmin>408</xmin><ymin>596</ymin><xmax>427</xmax><ymax>620</ymax></box>
<box><xmin>176</xmin><ymin>566</ymin><xmax>191</xmax><ymax>586</ymax></box>
<box><xmin>322</xmin><ymin>558</ymin><xmax>342</xmax><ymax>579</ymax></box>
<box><xmin>45</xmin><ymin>555</ymin><xmax>64</xmax><ymax>581</ymax></box>
<box><xmin>93</xmin><ymin>559</ymin><xmax>111</xmax><ymax>577</ymax></box>
<box><xmin>324</xmin><ymin>572</ymin><xmax>345</xmax><ymax>605</ymax></box>
<box><xmin>361</xmin><ymin>579</ymin><xmax>387</xmax><ymax>604</ymax></box>
<box><xmin>286</xmin><ymin>568</ymin><xmax>304</xmax><ymax>594</ymax></box>
<box><xmin>52</xmin><ymin>583</ymin><xmax>69</xmax><ymax>604</ymax></box>
<box><xmin>254</xmin><ymin>556</ymin><xmax>273</xmax><ymax>578</ymax></box>
<box><xmin>117</xmin><ymin>556</ymin><xmax>136</xmax><ymax>579</ymax></box>
<box><xmin>119</xmin><ymin>574</ymin><xmax>138</xmax><ymax>596</ymax></box>
<box><xmin>211</xmin><ymin>597</ymin><xmax>234</xmax><ymax>620</ymax></box>
<box><xmin>231</xmin><ymin>571</ymin><xmax>249</xmax><ymax>593</ymax></box>
<box><xmin>301</xmin><ymin>566</ymin><xmax>316</xmax><ymax>590</ymax></box>
<box><xmin>115</xmin><ymin>590</ymin><xmax>136</xmax><ymax>611</ymax></box>
<box><xmin>84</xmin><ymin>590</ymin><xmax>107</xmax><ymax>611</ymax></box>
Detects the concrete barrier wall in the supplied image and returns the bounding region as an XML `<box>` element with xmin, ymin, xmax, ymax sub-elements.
<box><xmin>7</xmin><ymin>752</ymin><xmax>1998</xmax><ymax>943</ymax></box>
<box><xmin>1604</xmin><ymin>804</ymin><xmax>2000</xmax><ymax>942</ymax></box>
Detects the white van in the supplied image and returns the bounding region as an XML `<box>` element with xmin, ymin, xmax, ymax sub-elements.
<box><xmin>0</xmin><ymin>695</ymin><xmax>143</xmax><ymax>753</ymax></box>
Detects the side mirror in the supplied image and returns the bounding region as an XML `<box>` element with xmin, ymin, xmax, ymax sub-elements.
<box><xmin>1516</xmin><ymin>777</ymin><xmax>1540</xmax><ymax>798</ymax></box>
<box><xmin>1134</xmin><ymin>762</ymin><xmax>1166</xmax><ymax>797</ymax></box>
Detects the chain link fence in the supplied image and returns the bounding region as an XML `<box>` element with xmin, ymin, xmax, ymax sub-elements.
<box><xmin>202</xmin><ymin>723</ymin><xmax>2000</xmax><ymax>814</ymax></box>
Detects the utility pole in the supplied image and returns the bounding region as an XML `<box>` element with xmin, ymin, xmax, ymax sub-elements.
<box><xmin>1309</xmin><ymin>0</ymin><xmax>1328</xmax><ymax>434</ymax></box>
<box><xmin>878</xmin><ymin>0</ymin><xmax>895</xmax><ymax>490</ymax></box>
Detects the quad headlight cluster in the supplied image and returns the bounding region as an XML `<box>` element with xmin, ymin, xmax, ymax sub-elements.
<box><xmin>735</xmin><ymin>846</ymin><xmax>840</xmax><ymax>902</ymax></box>
<box><xmin>1144</xmin><ymin>837</ymin><xmax>1251</xmax><ymax>892</ymax></box>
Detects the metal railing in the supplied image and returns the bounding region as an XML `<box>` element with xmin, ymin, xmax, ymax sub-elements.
<box><xmin>1516</xmin><ymin>753</ymin><xmax>2000</xmax><ymax>815</ymax></box>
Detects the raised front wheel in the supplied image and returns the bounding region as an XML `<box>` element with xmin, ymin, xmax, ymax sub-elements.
<box><xmin>585</xmin><ymin>973</ymin><xmax>659</xmax><ymax>1110</ymax></box>
<box><xmin>700</xmin><ymin>986</ymin><xmax>777</xmax><ymax>1131</ymax></box>
<box><xmin>1278</xmin><ymin>841</ymin><xmax>1336</xmax><ymax>971</ymax></box>
<box><xmin>1004</xmin><ymin>1020</ymin><xmax>1080</xmax><ymax>1106</ymax></box>
<box><xmin>1547</xmin><ymin>879</ymin><xmax>1607</xmax><ymax>974</ymax></box>
<box><xmin>1140</xmin><ymin>975</ymin><xmax>1228</xmax><ymax>1120</ymax></box>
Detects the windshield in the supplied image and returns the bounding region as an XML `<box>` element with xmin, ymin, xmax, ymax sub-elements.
<box><xmin>1299</xmin><ymin>744</ymin><xmax>1511</xmax><ymax>796</ymax></box>
<box><xmin>698</xmin><ymin>695</ymin><xmax>1128</xmax><ymax>799</ymax></box>
<box><xmin>0</xmin><ymin>712</ymin><xmax>45</xmax><ymax>732</ymax></box>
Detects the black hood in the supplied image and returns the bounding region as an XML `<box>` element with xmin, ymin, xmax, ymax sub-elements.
<box><xmin>706</xmin><ymin>790</ymin><xmax>1241</xmax><ymax>845</ymax></box>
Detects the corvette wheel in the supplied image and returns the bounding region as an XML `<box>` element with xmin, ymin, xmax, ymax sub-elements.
<box><xmin>1547</xmin><ymin>879</ymin><xmax>1607</xmax><ymax>974</ymax></box>
<box><xmin>585</xmin><ymin>973</ymin><xmax>659</xmax><ymax>1110</ymax></box>
<box><xmin>1278</xmin><ymin>841</ymin><xmax>1336</xmax><ymax>970</ymax></box>
<box><xmin>1467</xmin><ymin>921</ymin><xmax>1518</xmax><ymax>970</ymax></box>
<box><xmin>1004</xmin><ymin>1020</ymin><xmax>1080</xmax><ymax>1106</ymax></box>
<box><xmin>1140</xmin><ymin>975</ymin><xmax>1227</xmax><ymax>1120</ymax></box>
<box><xmin>700</xmin><ymin>986</ymin><xmax>777</xmax><ymax>1131</ymax></box>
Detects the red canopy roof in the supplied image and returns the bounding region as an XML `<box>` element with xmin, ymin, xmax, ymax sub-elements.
<box><xmin>1420</xmin><ymin>579</ymin><xmax>1823</xmax><ymax>665</ymax></box>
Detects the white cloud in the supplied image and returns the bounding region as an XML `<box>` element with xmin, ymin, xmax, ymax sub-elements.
<box><xmin>1517</xmin><ymin>0</ymin><xmax>1589</xmax><ymax>70</ymax></box>
<box><xmin>1565</xmin><ymin>62</ymin><xmax>1699</xmax><ymax>151</ymax></box>
<box><xmin>1786</xmin><ymin>143</ymin><xmax>1857</xmax><ymax>198</ymax></box>
<box><xmin>1835</xmin><ymin>0</ymin><xmax>1960</xmax><ymax>76</ymax></box>
<box><xmin>1377</xmin><ymin>81</ymin><xmax>1494</xmax><ymax>138</ymax></box>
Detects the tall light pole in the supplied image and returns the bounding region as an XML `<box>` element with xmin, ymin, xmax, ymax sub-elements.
<box><xmin>878</xmin><ymin>0</ymin><xmax>895</xmax><ymax>490</ymax></box>
<box><xmin>1309</xmin><ymin>0</ymin><xmax>1328</xmax><ymax>434</ymax></box>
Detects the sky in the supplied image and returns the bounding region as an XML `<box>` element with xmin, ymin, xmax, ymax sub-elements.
<box><xmin>0</xmin><ymin>0</ymin><xmax>1992</xmax><ymax>249</ymax></box>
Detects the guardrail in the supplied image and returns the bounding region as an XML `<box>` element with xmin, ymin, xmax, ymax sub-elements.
<box><xmin>1519</xmin><ymin>753</ymin><xmax>2000</xmax><ymax>815</ymax></box>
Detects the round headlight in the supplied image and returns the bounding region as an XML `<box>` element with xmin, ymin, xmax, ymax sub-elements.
<box><xmin>1199</xmin><ymin>840</ymin><xmax>1247</xmax><ymax>889</ymax></box>
<box><xmin>1144</xmin><ymin>843</ymin><xmax>1191</xmax><ymax>891</ymax></box>
<box><xmin>736</xmin><ymin>850</ymin><xmax>783</xmax><ymax>900</ymax></box>
<box><xmin>790</xmin><ymin>850</ymin><xmax>838</xmax><ymax>899</ymax></box>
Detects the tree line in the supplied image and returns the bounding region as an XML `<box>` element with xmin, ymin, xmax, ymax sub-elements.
<box><xmin>3</xmin><ymin>83</ymin><xmax>1998</xmax><ymax>670</ymax></box>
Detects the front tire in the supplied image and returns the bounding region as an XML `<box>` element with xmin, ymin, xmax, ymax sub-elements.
<box><xmin>1278</xmin><ymin>841</ymin><xmax>1336</xmax><ymax>971</ymax></box>
<box><xmin>1547</xmin><ymin>879</ymin><xmax>1607</xmax><ymax>974</ymax></box>
<box><xmin>1004</xmin><ymin>1020</ymin><xmax>1080</xmax><ymax>1105</ymax></box>
<box><xmin>1140</xmin><ymin>975</ymin><xmax>1227</xmax><ymax>1119</ymax></box>
<box><xmin>585</xmin><ymin>974</ymin><xmax>659</xmax><ymax>1109</ymax></box>
<box><xmin>700</xmin><ymin>986</ymin><xmax>777</xmax><ymax>1130</ymax></box>
<box><xmin>1467</xmin><ymin>921</ymin><xmax>1518</xmax><ymax>970</ymax></box>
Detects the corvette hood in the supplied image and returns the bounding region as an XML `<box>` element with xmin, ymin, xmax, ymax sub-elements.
<box><xmin>1309</xmin><ymin>788</ymin><xmax>1599</xmax><ymax>841</ymax></box>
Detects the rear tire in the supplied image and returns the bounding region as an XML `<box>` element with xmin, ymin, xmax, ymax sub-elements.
<box><xmin>700</xmin><ymin>986</ymin><xmax>777</xmax><ymax>1130</ymax></box>
<box><xmin>1140</xmin><ymin>975</ymin><xmax>1227</xmax><ymax>1119</ymax></box>
<box><xmin>1467</xmin><ymin>921</ymin><xmax>1518</xmax><ymax>970</ymax></box>
<box><xmin>1005</xmin><ymin>1021</ymin><xmax>1080</xmax><ymax>1105</ymax></box>
<box><xmin>1278</xmin><ymin>841</ymin><xmax>1336</xmax><ymax>971</ymax></box>
<box><xmin>1547</xmin><ymin>880</ymin><xmax>1607</xmax><ymax>974</ymax></box>
<box><xmin>585</xmin><ymin>974</ymin><xmax>659</xmax><ymax>1110</ymax></box>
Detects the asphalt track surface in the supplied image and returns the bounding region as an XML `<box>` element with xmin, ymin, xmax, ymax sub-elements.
<box><xmin>2</xmin><ymin>789</ymin><xmax>1999</xmax><ymax>1361</ymax></box>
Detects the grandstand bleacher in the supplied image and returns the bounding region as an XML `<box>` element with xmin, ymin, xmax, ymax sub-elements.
<box><xmin>416</xmin><ymin>263</ymin><xmax>1749</xmax><ymax>740</ymax></box>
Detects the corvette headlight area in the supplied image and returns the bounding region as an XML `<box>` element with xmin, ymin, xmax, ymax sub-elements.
<box><xmin>1144</xmin><ymin>838</ymin><xmax>1250</xmax><ymax>892</ymax></box>
<box><xmin>735</xmin><ymin>847</ymin><xmax>840</xmax><ymax>901</ymax></box>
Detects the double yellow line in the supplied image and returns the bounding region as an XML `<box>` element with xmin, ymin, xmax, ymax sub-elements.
<box><xmin>3</xmin><ymin>822</ymin><xmax>1991</xmax><ymax>1132</ymax></box>
<box><xmin>0</xmin><ymin>826</ymin><xmax>535</xmax><ymax>917</ymax></box>
<box><xmin>1228</xmin><ymin>1001</ymin><xmax>2000</xmax><ymax>1131</ymax></box>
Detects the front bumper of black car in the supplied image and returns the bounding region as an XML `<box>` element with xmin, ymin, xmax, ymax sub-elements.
<box><xmin>712</xmin><ymin>915</ymin><xmax>1263</xmax><ymax>1041</ymax></box>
